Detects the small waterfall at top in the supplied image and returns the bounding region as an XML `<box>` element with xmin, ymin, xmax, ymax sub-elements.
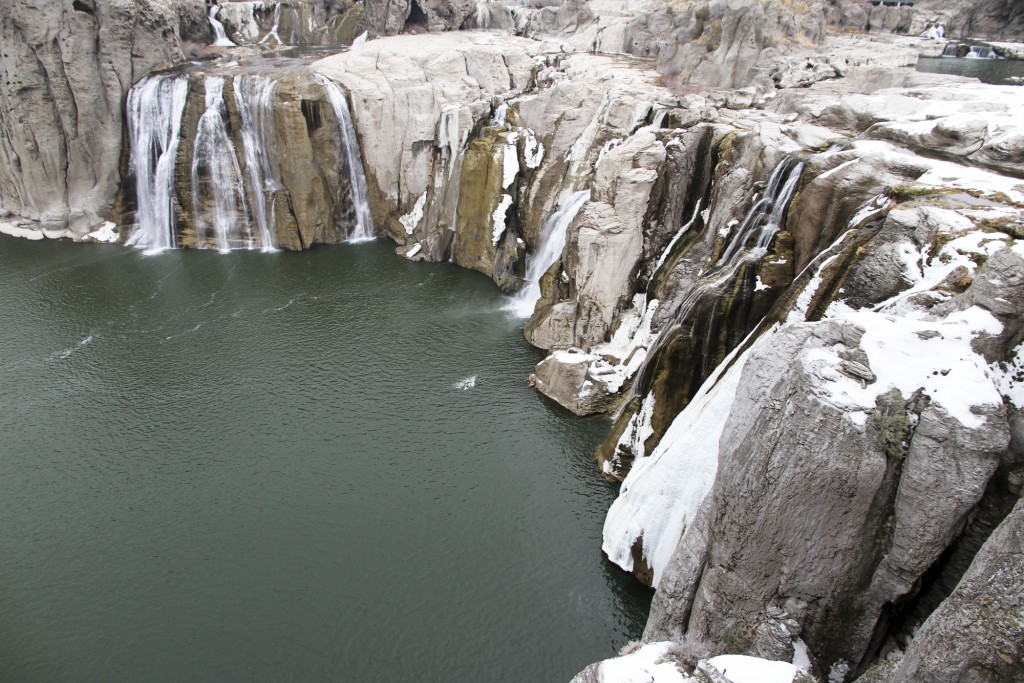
<box><xmin>716</xmin><ymin>157</ymin><xmax>804</xmax><ymax>267</ymax></box>
<box><xmin>259</xmin><ymin>4</ymin><xmax>283</xmax><ymax>45</ymax></box>
<box><xmin>233</xmin><ymin>75</ymin><xmax>280</xmax><ymax>251</ymax></box>
<box><xmin>316</xmin><ymin>74</ymin><xmax>375</xmax><ymax>242</ymax></box>
<box><xmin>967</xmin><ymin>45</ymin><xmax>997</xmax><ymax>59</ymax></box>
<box><xmin>125</xmin><ymin>74</ymin><xmax>190</xmax><ymax>253</ymax></box>
<box><xmin>192</xmin><ymin>76</ymin><xmax>252</xmax><ymax>251</ymax></box>
<box><xmin>209</xmin><ymin>5</ymin><xmax>236</xmax><ymax>47</ymax></box>
<box><xmin>507</xmin><ymin>190</ymin><xmax>591</xmax><ymax>317</ymax></box>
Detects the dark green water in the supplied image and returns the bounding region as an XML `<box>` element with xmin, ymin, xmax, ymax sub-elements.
<box><xmin>0</xmin><ymin>237</ymin><xmax>649</xmax><ymax>682</ymax></box>
<box><xmin>916</xmin><ymin>56</ymin><xmax>1024</xmax><ymax>85</ymax></box>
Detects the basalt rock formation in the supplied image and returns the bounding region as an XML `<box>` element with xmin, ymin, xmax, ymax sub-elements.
<box><xmin>0</xmin><ymin>1</ymin><xmax>1022</xmax><ymax>681</ymax></box>
<box><xmin>0</xmin><ymin>0</ymin><xmax>205</xmax><ymax>237</ymax></box>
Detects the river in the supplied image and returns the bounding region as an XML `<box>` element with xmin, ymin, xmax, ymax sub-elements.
<box><xmin>0</xmin><ymin>236</ymin><xmax>650</xmax><ymax>682</ymax></box>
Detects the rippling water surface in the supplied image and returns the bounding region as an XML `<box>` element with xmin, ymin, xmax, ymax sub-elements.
<box><xmin>0</xmin><ymin>237</ymin><xmax>650</xmax><ymax>682</ymax></box>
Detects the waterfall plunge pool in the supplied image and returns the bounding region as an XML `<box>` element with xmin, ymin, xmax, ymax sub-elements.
<box><xmin>0</xmin><ymin>237</ymin><xmax>651</xmax><ymax>681</ymax></box>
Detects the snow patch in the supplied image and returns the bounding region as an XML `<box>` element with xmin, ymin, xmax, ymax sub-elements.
<box><xmin>491</xmin><ymin>194</ymin><xmax>513</xmax><ymax>245</ymax></box>
<box><xmin>399</xmin><ymin>193</ymin><xmax>427</xmax><ymax>235</ymax></box>
<box><xmin>596</xmin><ymin>641</ymin><xmax>688</xmax><ymax>683</ymax></box>
<box><xmin>522</xmin><ymin>129</ymin><xmax>544</xmax><ymax>169</ymax></box>
<box><xmin>805</xmin><ymin>303</ymin><xmax>1004</xmax><ymax>429</ymax></box>
<box><xmin>603</xmin><ymin>338</ymin><xmax>751</xmax><ymax>584</ymax></box>
<box><xmin>87</xmin><ymin>221</ymin><xmax>119</xmax><ymax>243</ymax></box>
<box><xmin>406</xmin><ymin>243</ymin><xmax>422</xmax><ymax>259</ymax></box>
<box><xmin>502</xmin><ymin>132</ymin><xmax>520</xmax><ymax>189</ymax></box>
<box><xmin>707</xmin><ymin>655</ymin><xmax>802</xmax><ymax>683</ymax></box>
<box><xmin>0</xmin><ymin>222</ymin><xmax>44</xmax><ymax>240</ymax></box>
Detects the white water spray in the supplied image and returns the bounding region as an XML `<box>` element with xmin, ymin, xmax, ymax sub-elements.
<box><xmin>316</xmin><ymin>74</ymin><xmax>374</xmax><ymax>242</ymax></box>
<box><xmin>125</xmin><ymin>74</ymin><xmax>190</xmax><ymax>253</ymax></box>
<box><xmin>209</xmin><ymin>5</ymin><xmax>236</xmax><ymax>47</ymax></box>
<box><xmin>192</xmin><ymin>77</ymin><xmax>251</xmax><ymax>251</ymax></box>
<box><xmin>508</xmin><ymin>190</ymin><xmax>591</xmax><ymax>317</ymax></box>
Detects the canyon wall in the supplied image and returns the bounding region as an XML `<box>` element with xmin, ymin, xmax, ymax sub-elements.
<box><xmin>0</xmin><ymin>1</ymin><xmax>1022</xmax><ymax>681</ymax></box>
<box><xmin>0</xmin><ymin>0</ymin><xmax>207</xmax><ymax>236</ymax></box>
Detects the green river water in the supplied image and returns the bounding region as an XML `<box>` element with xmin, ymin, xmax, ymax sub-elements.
<box><xmin>0</xmin><ymin>236</ymin><xmax>650</xmax><ymax>682</ymax></box>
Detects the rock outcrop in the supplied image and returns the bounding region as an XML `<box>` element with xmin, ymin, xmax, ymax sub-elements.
<box><xmin>0</xmin><ymin>0</ymin><xmax>204</xmax><ymax>237</ymax></box>
<box><xmin>878</xmin><ymin>497</ymin><xmax>1024</xmax><ymax>681</ymax></box>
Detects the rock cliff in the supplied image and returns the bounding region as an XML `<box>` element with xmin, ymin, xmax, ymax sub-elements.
<box><xmin>0</xmin><ymin>0</ymin><xmax>205</xmax><ymax>237</ymax></box>
<box><xmin>0</xmin><ymin>2</ymin><xmax>1022</xmax><ymax>681</ymax></box>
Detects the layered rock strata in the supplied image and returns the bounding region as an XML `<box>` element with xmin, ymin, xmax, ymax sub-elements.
<box><xmin>0</xmin><ymin>0</ymin><xmax>206</xmax><ymax>238</ymax></box>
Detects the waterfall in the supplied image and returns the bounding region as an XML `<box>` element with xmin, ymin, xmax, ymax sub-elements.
<box><xmin>716</xmin><ymin>158</ymin><xmax>803</xmax><ymax>268</ymax></box>
<box><xmin>233</xmin><ymin>75</ymin><xmax>280</xmax><ymax>251</ymax></box>
<box><xmin>967</xmin><ymin>45</ymin><xmax>996</xmax><ymax>59</ymax></box>
<box><xmin>942</xmin><ymin>42</ymin><xmax>958</xmax><ymax>57</ymax></box>
<box><xmin>209</xmin><ymin>5</ymin><xmax>236</xmax><ymax>47</ymax></box>
<box><xmin>192</xmin><ymin>77</ymin><xmax>252</xmax><ymax>251</ymax></box>
<box><xmin>316</xmin><ymin>75</ymin><xmax>375</xmax><ymax>242</ymax></box>
<box><xmin>626</xmin><ymin>157</ymin><xmax>805</xmax><ymax>402</ymax></box>
<box><xmin>508</xmin><ymin>190</ymin><xmax>591</xmax><ymax>317</ymax></box>
<box><xmin>125</xmin><ymin>74</ymin><xmax>190</xmax><ymax>253</ymax></box>
<box><xmin>259</xmin><ymin>3</ymin><xmax>282</xmax><ymax>44</ymax></box>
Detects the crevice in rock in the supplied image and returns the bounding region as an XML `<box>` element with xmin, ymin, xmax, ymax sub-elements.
<box><xmin>403</xmin><ymin>0</ymin><xmax>429</xmax><ymax>32</ymax></box>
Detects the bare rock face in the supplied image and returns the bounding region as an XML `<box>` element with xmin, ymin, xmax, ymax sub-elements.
<box><xmin>0</xmin><ymin>0</ymin><xmax>201</xmax><ymax>236</ymax></box>
<box><xmin>630</xmin><ymin>0</ymin><xmax>829</xmax><ymax>90</ymax></box>
<box><xmin>883</xmin><ymin>498</ymin><xmax>1024</xmax><ymax>681</ymax></box>
<box><xmin>362</xmin><ymin>0</ymin><xmax>477</xmax><ymax>35</ymax></box>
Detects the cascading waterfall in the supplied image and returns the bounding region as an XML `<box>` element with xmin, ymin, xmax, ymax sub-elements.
<box><xmin>125</xmin><ymin>73</ymin><xmax>190</xmax><ymax>253</ymax></box>
<box><xmin>259</xmin><ymin>3</ymin><xmax>283</xmax><ymax>44</ymax></box>
<box><xmin>508</xmin><ymin>190</ymin><xmax>591</xmax><ymax>317</ymax></box>
<box><xmin>316</xmin><ymin>75</ymin><xmax>375</xmax><ymax>242</ymax></box>
<box><xmin>192</xmin><ymin>76</ymin><xmax>252</xmax><ymax>251</ymax></box>
<box><xmin>626</xmin><ymin>157</ymin><xmax>804</xmax><ymax>401</ymax></box>
<box><xmin>967</xmin><ymin>45</ymin><xmax>997</xmax><ymax>59</ymax></box>
<box><xmin>942</xmin><ymin>42</ymin><xmax>958</xmax><ymax>57</ymax></box>
<box><xmin>233</xmin><ymin>75</ymin><xmax>280</xmax><ymax>251</ymax></box>
<box><xmin>209</xmin><ymin>5</ymin><xmax>236</xmax><ymax>47</ymax></box>
<box><xmin>716</xmin><ymin>158</ymin><xmax>803</xmax><ymax>267</ymax></box>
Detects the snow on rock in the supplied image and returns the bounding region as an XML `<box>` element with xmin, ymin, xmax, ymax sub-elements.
<box><xmin>0</xmin><ymin>221</ymin><xmax>44</xmax><ymax>240</ymax></box>
<box><xmin>522</xmin><ymin>128</ymin><xmax>545</xmax><ymax>169</ymax></box>
<box><xmin>804</xmin><ymin>303</ymin><xmax>1004</xmax><ymax>428</ymax></box>
<box><xmin>992</xmin><ymin>342</ymin><xmax>1024</xmax><ymax>409</ymax></box>
<box><xmin>592</xmin><ymin>642</ymin><xmax>689</xmax><ymax>683</ymax></box>
<box><xmin>86</xmin><ymin>221</ymin><xmax>119</xmax><ymax>243</ymax></box>
<box><xmin>502</xmin><ymin>132</ymin><xmax>520</xmax><ymax>189</ymax></box>
<box><xmin>704</xmin><ymin>655</ymin><xmax>803</xmax><ymax>683</ymax></box>
<box><xmin>492</xmin><ymin>194</ymin><xmax>513</xmax><ymax>245</ymax></box>
<box><xmin>603</xmin><ymin>339</ymin><xmax>751</xmax><ymax>584</ymax></box>
<box><xmin>399</xmin><ymin>193</ymin><xmax>427</xmax><ymax>235</ymax></box>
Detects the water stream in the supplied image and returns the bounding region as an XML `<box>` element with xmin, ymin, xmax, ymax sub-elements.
<box><xmin>317</xmin><ymin>75</ymin><xmax>375</xmax><ymax>242</ymax></box>
<box><xmin>192</xmin><ymin>76</ymin><xmax>253</xmax><ymax>251</ymax></box>
<box><xmin>209</xmin><ymin>5</ymin><xmax>236</xmax><ymax>47</ymax></box>
<box><xmin>508</xmin><ymin>190</ymin><xmax>591</xmax><ymax>317</ymax></box>
<box><xmin>124</xmin><ymin>74</ymin><xmax>190</xmax><ymax>253</ymax></box>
